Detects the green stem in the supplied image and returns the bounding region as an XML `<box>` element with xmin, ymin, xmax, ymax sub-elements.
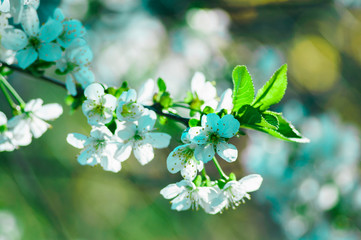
<box><xmin>172</xmin><ymin>103</ymin><xmax>202</xmax><ymax>113</ymax></box>
<box><xmin>0</xmin><ymin>74</ymin><xmax>26</xmax><ymax>107</ymax></box>
<box><xmin>0</xmin><ymin>81</ymin><xmax>18</xmax><ymax>110</ymax></box>
<box><xmin>201</xmin><ymin>168</ymin><xmax>207</xmax><ymax>179</ymax></box>
<box><xmin>212</xmin><ymin>156</ymin><xmax>228</xmax><ymax>180</ymax></box>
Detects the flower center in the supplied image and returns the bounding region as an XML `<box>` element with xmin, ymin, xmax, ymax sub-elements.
<box><xmin>180</xmin><ymin>147</ymin><xmax>194</xmax><ymax>162</ymax></box>
<box><xmin>134</xmin><ymin>132</ymin><xmax>143</xmax><ymax>141</ymax></box>
<box><xmin>67</xmin><ymin>62</ymin><xmax>79</xmax><ymax>72</ymax></box>
<box><xmin>28</xmin><ymin>37</ymin><xmax>41</xmax><ymax>49</ymax></box>
<box><xmin>94</xmin><ymin>139</ymin><xmax>105</xmax><ymax>150</ymax></box>
<box><xmin>121</xmin><ymin>102</ymin><xmax>136</xmax><ymax>117</ymax></box>
<box><xmin>93</xmin><ymin>104</ymin><xmax>105</xmax><ymax>114</ymax></box>
<box><xmin>209</xmin><ymin>132</ymin><xmax>220</xmax><ymax>144</ymax></box>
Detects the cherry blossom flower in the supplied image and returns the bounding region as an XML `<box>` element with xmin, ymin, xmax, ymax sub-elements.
<box><xmin>160</xmin><ymin>179</ymin><xmax>218</xmax><ymax>212</ymax></box>
<box><xmin>116</xmin><ymin>89</ymin><xmax>145</xmax><ymax>122</ymax></box>
<box><xmin>1</xmin><ymin>6</ymin><xmax>63</xmax><ymax>68</ymax></box>
<box><xmin>67</xmin><ymin>126</ymin><xmax>122</xmax><ymax>172</ymax></box>
<box><xmin>191</xmin><ymin>72</ymin><xmax>218</xmax><ymax>110</ymax></box>
<box><xmin>188</xmin><ymin>113</ymin><xmax>240</xmax><ymax>163</ymax></box>
<box><xmin>7</xmin><ymin>98</ymin><xmax>63</xmax><ymax>138</ymax></box>
<box><xmin>57</xmin><ymin>39</ymin><xmax>94</xmax><ymax>95</ymax></box>
<box><xmin>166</xmin><ymin>130</ymin><xmax>203</xmax><ymax>181</ymax></box>
<box><xmin>82</xmin><ymin>83</ymin><xmax>116</xmax><ymax>126</ymax></box>
<box><xmin>137</xmin><ymin>78</ymin><xmax>155</xmax><ymax>105</ymax></box>
<box><xmin>0</xmin><ymin>111</ymin><xmax>31</xmax><ymax>151</ymax></box>
<box><xmin>115</xmin><ymin>109</ymin><xmax>171</xmax><ymax>165</ymax></box>
<box><xmin>210</xmin><ymin>174</ymin><xmax>263</xmax><ymax>213</ymax></box>
<box><xmin>215</xmin><ymin>88</ymin><xmax>233</xmax><ymax>113</ymax></box>
<box><xmin>53</xmin><ymin>8</ymin><xmax>86</xmax><ymax>48</ymax></box>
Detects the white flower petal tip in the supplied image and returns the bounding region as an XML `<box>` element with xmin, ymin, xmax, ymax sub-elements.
<box><xmin>84</xmin><ymin>83</ymin><xmax>105</xmax><ymax>100</ymax></box>
<box><xmin>67</xmin><ymin>133</ymin><xmax>87</xmax><ymax>149</ymax></box>
<box><xmin>239</xmin><ymin>174</ymin><xmax>263</xmax><ymax>192</ymax></box>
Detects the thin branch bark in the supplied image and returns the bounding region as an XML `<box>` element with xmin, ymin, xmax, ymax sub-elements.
<box><xmin>1</xmin><ymin>62</ymin><xmax>190</xmax><ymax>126</ymax></box>
<box><xmin>0</xmin><ymin>61</ymin><xmax>67</xmax><ymax>89</ymax></box>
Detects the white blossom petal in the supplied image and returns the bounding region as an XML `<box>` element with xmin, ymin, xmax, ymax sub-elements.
<box><xmin>133</xmin><ymin>142</ymin><xmax>154</xmax><ymax>165</ymax></box>
<box><xmin>1</xmin><ymin>28</ymin><xmax>28</xmax><ymax>51</ymax></box>
<box><xmin>144</xmin><ymin>132</ymin><xmax>171</xmax><ymax>149</ymax></box>
<box><xmin>137</xmin><ymin>109</ymin><xmax>156</xmax><ymax>132</ymax></box>
<box><xmin>16</xmin><ymin>46</ymin><xmax>38</xmax><ymax>69</ymax></box>
<box><xmin>239</xmin><ymin>174</ymin><xmax>263</xmax><ymax>192</ymax></box>
<box><xmin>180</xmin><ymin>160</ymin><xmax>198</xmax><ymax>181</ymax></box>
<box><xmin>84</xmin><ymin>83</ymin><xmax>104</xmax><ymax>101</ymax></box>
<box><xmin>216</xmin><ymin>88</ymin><xmax>233</xmax><ymax>113</ymax></box>
<box><xmin>188</xmin><ymin>127</ymin><xmax>208</xmax><ymax>145</ymax></box>
<box><xmin>78</xmin><ymin>148</ymin><xmax>97</xmax><ymax>166</ymax></box>
<box><xmin>166</xmin><ymin>144</ymin><xmax>189</xmax><ymax>173</ymax></box>
<box><xmin>191</xmin><ymin>72</ymin><xmax>217</xmax><ymax>102</ymax></box>
<box><xmin>137</xmin><ymin>78</ymin><xmax>155</xmax><ymax>105</ymax></box>
<box><xmin>125</xmin><ymin>89</ymin><xmax>137</xmax><ymax>102</ymax></box>
<box><xmin>216</xmin><ymin>141</ymin><xmax>237</xmax><ymax>162</ymax></box>
<box><xmin>29</xmin><ymin>117</ymin><xmax>49</xmax><ymax>138</ymax></box>
<box><xmin>194</xmin><ymin>144</ymin><xmax>215</xmax><ymax>163</ymax></box>
<box><xmin>102</xmin><ymin>94</ymin><xmax>117</xmax><ymax>110</ymax></box>
<box><xmin>38</xmin><ymin>42</ymin><xmax>62</xmax><ymax>62</ymax></box>
<box><xmin>114</xmin><ymin>142</ymin><xmax>132</xmax><ymax>162</ymax></box>
<box><xmin>100</xmin><ymin>155</ymin><xmax>121</xmax><ymax>173</ymax></box>
<box><xmin>201</xmin><ymin>113</ymin><xmax>220</xmax><ymax>132</ymax></box>
<box><xmin>67</xmin><ymin>133</ymin><xmax>87</xmax><ymax>149</ymax></box>
<box><xmin>160</xmin><ymin>183</ymin><xmax>185</xmax><ymax>199</ymax></box>
<box><xmin>171</xmin><ymin>192</ymin><xmax>191</xmax><ymax>211</ymax></box>
<box><xmin>0</xmin><ymin>112</ymin><xmax>7</xmax><ymax>125</ymax></box>
<box><xmin>34</xmin><ymin>103</ymin><xmax>63</xmax><ymax>120</ymax></box>
<box><xmin>21</xmin><ymin>6</ymin><xmax>39</xmax><ymax>36</ymax></box>
<box><xmin>218</xmin><ymin>115</ymin><xmax>240</xmax><ymax>138</ymax></box>
<box><xmin>38</xmin><ymin>18</ymin><xmax>63</xmax><ymax>42</ymax></box>
<box><xmin>116</xmin><ymin>122</ymin><xmax>136</xmax><ymax>141</ymax></box>
<box><xmin>11</xmin><ymin>122</ymin><xmax>32</xmax><ymax>146</ymax></box>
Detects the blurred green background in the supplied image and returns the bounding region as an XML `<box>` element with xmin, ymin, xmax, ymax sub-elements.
<box><xmin>1</xmin><ymin>0</ymin><xmax>361</xmax><ymax>239</ymax></box>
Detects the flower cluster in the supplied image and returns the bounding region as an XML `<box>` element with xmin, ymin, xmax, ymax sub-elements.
<box><xmin>0</xmin><ymin>2</ymin><xmax>94</xmax><ymax>95</ymax></box>
<box><xmin>160</xmin><ymin>75</ymin><xmax>263</xmax><ymax>214</ymax></box>
<box><xmin>67</xmin><ymin>82</ymin><xmax>171</xmax><ymax>172</ymax></box>
<box><xmin>162</xmin><ymin>113</ymin><xmax>263</xmax><ymax>214</ymax></box>
<box><xmin>0</xmin><ymin>0</ymin><xmax>308</xmax><ymax>217</ymax></box>
<box><xmin>0</xmin><ymin>99</ymin><xmax>63</xmax><ymax>151</ymax></box>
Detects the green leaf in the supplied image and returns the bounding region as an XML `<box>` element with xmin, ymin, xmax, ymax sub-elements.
<box><xmin>237</xmin><ymin>105</ymin><xmax>277</xmax><ymax>130</ymax></box>
<box><xmin>252</xmin><ymin>64</ymin><xmax>288</xmax><ymax>111</ymax></box>
<box><xmin>262</xmin><ymin>111</ymin><xmax>279</xmax><ymax>129</ymax></box>
<box><xmin>242</xmin><ymin>112</ymin><xmax>309</xmax><ymax>143</ymax></box>
<box><xmin>157</xmin><ymin>78</ymin><xmax>166</xmax><ymax>92</ymax></box>
<box><xmin>237</xmin><ymin>105</ymin><xmax>261</xmax><ymax>125</ymax></box>
<box><xmin>232</xmin><ymin>65</ymin><xmax>255</xmax><ymax>113</ymax></box>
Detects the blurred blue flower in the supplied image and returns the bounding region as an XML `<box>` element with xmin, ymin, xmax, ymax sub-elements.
<box><xmin>1</xmin><ymin>6</ymin><xmax>62</xmax><ymax>68</ymax></box>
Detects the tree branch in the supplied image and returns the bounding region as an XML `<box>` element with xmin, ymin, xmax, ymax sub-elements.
<box><xmin>144</xmin><ymin>105</ymin><xmax>189</xmax><ymax>126</ymax></box>
<box><xmin>1</xmin><ymin>61</ymin><xmax>190</xmax><ymax>126</ymax></box>
<box><xmin>0</xmin><ymin>61</ymin><xmax>67</xmax><ymax>89</ymax></box>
